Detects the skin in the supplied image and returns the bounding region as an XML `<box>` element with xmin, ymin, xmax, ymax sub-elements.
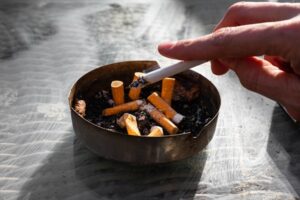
<box><xmin>158</xmin><ymin>2</ymin><xmax>300</xmax><ymax>121</ymax></box>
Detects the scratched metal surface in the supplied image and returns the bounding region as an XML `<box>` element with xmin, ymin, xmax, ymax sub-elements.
<box><xmin>0</xmin><ymin>0</ymin><xmax>300</xmax><ymax>199</ymax></box>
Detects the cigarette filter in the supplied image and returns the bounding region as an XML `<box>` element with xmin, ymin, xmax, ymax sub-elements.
<box><xmin>142</xmin><ymin>103</ymin><xmax>178</xmax><ymax>135</ymax></box>
<box><xmin>128</xmin><ymin>72</ymin><xmax>144</xmax><ymax>100</ymax></box>
<box><xmin>148</xmin><ymin>126</ymin><xmax>164</xmax><ymax>137</ymax></box>
<box><xmin>111</xmin><ymin>80</ymin><xmax>124</xmax><ymax>105</ymax></box>
<box><xmin>124</xmin><ymin>114</ymin><xmax>140</xmax><ymax>136</ymax></box>
<box><xmin>117</xmin><ymin>113</ymin><xmax>141</xmax><ymax>136</ymax></box>
<box><xmin>161</xmin><ymin>77</ymin><xmax>175</xmax><ymax>105</ymax></box>
<box><xmin>102</xmin><ymin>100</ymin><xmax>144</xmax><ymax>116</ymax></box>
<box><xmin>147</xmin><ymin>92</ymin><xmax>184</xmax><ymax>124</ymax></box>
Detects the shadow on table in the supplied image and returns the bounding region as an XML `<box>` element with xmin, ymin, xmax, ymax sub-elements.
<box><xmin>17</xmin><ymin>129</ymin><xmax>206</xmax><ymax>200</ymax></box>
<box><xmin>73</xmin><ymin>139</ymin><xmax>207</xmax><ymax>200</ymax></box>
<box><xmin>267</xmin><ymin>106</ymin><xmax>300</xmax><ymax>195</ymax></box>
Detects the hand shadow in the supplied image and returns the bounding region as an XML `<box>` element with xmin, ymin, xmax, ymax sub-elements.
<box><xmin>267</xmin><ymin>105</ymin><xmax>300</xmax><ymax>195</ymax></box>
<box><xmin>73</xmin><ymin>138</ymin><xmax>207</xmax><ymax>200</ymax></box>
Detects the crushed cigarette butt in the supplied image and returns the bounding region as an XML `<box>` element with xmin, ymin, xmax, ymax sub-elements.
<box><xmin>74</xmin><ymin>99</ymin><xmax>86</xmax><ymax>117</ymax></box>
<box><xmin>117</xmin><ymin>113</ymin><xmax>141</xmax><ymax>136</ymax></box>
<box><xmin>148</xmin><ymin>126</ymin><xmax>164</xmax><ymax>137</ymax></box>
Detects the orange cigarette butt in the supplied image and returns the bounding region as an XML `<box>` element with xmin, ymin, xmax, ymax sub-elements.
<box><xmin>142</xmin><ymin>104</ymin><xmax>178</xmax><ymax>135</ymax></box>
<box><xmin>147</xmin><ymin>92</ymin><xmax>184</xmax><ymax>124</ymax></box>
<box><xmin>117</xmin><ymin>113</ymin><xmax>141</xmax><ymax>136</ymax></box>
<box><xmin>74</xmin><ymin>100</ymin><xmax>86</xmax><ymax>117</ymax></box>
<box><xmin>161</xmin><ymin>77</ymin><xmax>175</xmax><ymax>105</ymax></box>
<box><xmin>124</xmin><ymin>114</ymin><xmax>141</xmax><ymax>136</ymax></box>
<box><xmin>102</xmin><ymin>100</ymin><xmax>144</xmax><ymax>116</ymax></box>
<box><xmin>128</xmin><ymin>72</ymin><xmax>144</xmax><ymax>100</ymax></box>
<box><xmin>111</xmin><ymin>80</ymin><xmax>124</xmax><ymax>105</ymax></box>
<box><xmin>148</xmin><ymin>126</ymin><xmax>164</xmax><ymax>137</ymax></box>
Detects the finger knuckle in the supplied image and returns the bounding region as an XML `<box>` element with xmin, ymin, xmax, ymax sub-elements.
<box><xmin>210</xmin><ymin>27</ymin><xmax>234</xmax><ymax>47</ymax></box>
<box><xmin>269</xmin><ymin>19</ymin><xmax>300</xmax><ymax>60</ymax></box>
<box><xmin>276</xmin><ymin>19</ymin><xmax>300</xmax><ymax>42</ymax></box>
<box><xmin>175</xmin><ymin>40</ymin><xmax>193</xmax><ymax>48</ymax></box>
<box><xmin>227</xmin><ymin>1</ymin><xmax>249</xmax><ymax>17</ymax></box>
<box><xmin>289</xmin><ymin>18</ymin><xmax>300</xmax><ymax>37</ymax></box>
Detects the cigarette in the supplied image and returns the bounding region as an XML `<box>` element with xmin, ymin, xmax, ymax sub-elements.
<box><xmin>132</xmin><ymin>60</ymin><xmax>206</xmax><ymax>87</ymax></box>
<box><xmin>128</xmin><ymin>72</ymin><xmax>144</xmax><ymax>100</ymax></box>
<box><xmin>74</xmin><ymin>99</ymin><xmax>86</xmax><ymax>117</ymax></box>
<box><xmin>111</xmin><ymin>80</ymin><xmax>124</xmax><ymax>105</ymax></box>
<box><xmin>148</xmin><ymin>126</ymin><xmax>164</xmax><ymax>137</ymax></box>
<box><xmin>117</xmin><ymin>113</ymin><xmax>141</xmax><ymax>136</ymax></box>
<box><xmin>142</xmin><ymin>103</ymin><xmax>178</xmax><ymax>135</ymax></box>
<box><xmin>161</xmin><ymin>77</ymin><xmax>175</xmax><ymax>105</ymax></box>
<box><xmin>147</xmin><ymin>92</ymin><xmax>184</xmax><ymax>124</ymax></box>
<box><xmin>102</xmin><ymin>100</ymin><xmax>144</xmax><ymax>116</ymax></box>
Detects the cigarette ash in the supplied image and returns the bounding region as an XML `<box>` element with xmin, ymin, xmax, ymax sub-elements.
<box><xmin>129</xmin><ymin>76</ymin><xmax>147</xmax><ymax>88</ymax></box>
<box><xmin>133</xmin><ymin>110</ymin><xmax>156</xmax><ymax>135</ymax></box>
<box><xmin>77</xmin><ymin>81</ymin><xmax>212</xmax><ymax>136</ymax></box>
<box><xmin>82</xmin><ymin>90</ymin><xmax>123</xmax><ymax>133</ymax></box>
<box><xmin>172</xmin><ymin>99</ymin><xmax>212</xmax><ymax>134</ymax></box>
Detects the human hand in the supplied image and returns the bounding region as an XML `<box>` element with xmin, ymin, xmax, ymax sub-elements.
<box><xmin>158</xmin><ymin>2</ymin><xmax>300</xmax><ymax>121</ymax></box>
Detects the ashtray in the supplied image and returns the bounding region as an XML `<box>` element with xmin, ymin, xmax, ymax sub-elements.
<box><xmin>68</xmin><ymin>60</ymin><xmax>221</xmax><ymax>164</ymax></box>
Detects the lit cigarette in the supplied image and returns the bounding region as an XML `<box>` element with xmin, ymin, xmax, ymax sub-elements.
<box><xmin>111</xmin><ymin>80</ymin><xmax>124</xmax><ymax>105</ymax></box>
<box><xmin>142</xmin><ymin>103</ymin><xmax>178</xmax><ymax>135</ymax></box>
<box><xmin>102</xmin><ymin>100</ymin><xmax>144</xmax><ymax>116</ymax></box>
<box><xmin>147</xmin><ymin>92</ymin><xmax>184</xmax><ymax>124</ymax></box>
<box><xmin>74</xmin><ymin>99</ymin><xmax>86</xmax><ymax>117</ymax></box>
<box><xmin>117</xmin><ymin>113</ymin><xmax>141</xmax><ymax>136</ymax></box>
<box><xmin>131</xmin><ymin>60</ymin><xmax>206</xmax><ymax>87</ymax></box>
<box><xmin>161</xmin><ymin>77</ymin><xmax>175</xmax><ymax>105</ymax></box>
<box><xmin>128</xmin><ymin>72</ymin><xmax>144</xmax><ymax>100</ymax></box>
<box><xmin>148</xmin><ymin>126</ymin><xmax>164</xmax><ymax>137</ymax></box>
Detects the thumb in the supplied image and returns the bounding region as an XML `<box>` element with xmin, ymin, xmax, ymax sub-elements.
<box><xmin>219</xmin><ymin>57</ymin><xmax>300</xmax><ymax>110</ymax></box>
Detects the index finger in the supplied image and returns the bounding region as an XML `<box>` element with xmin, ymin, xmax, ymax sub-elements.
<box><xmin>158</xmin><ymin>20</ymin><xmax>292</xmax><ymax>61</ymax></box>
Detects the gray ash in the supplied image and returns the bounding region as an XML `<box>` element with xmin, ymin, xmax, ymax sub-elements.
<box><xmin>172</xmin><ymin>99</ymin><xmax>212</xmax><ymax>134</ymax></box>
<box><xmin>129</xmin><ymin>77</ymin><xmax>147</xmax><ymax>88</ymax></box>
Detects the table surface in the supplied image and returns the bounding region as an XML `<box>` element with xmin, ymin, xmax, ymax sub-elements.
<box><xmin>0</xmin><ymin>0</ymin><xmax>300</xmax><ymax>199</ymax></box>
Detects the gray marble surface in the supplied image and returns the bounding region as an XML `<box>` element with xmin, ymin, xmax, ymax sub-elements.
<box><xmin>0</xmin><ymin>0</ymin><xmax>300</xmax><ymax>199</ymax></box>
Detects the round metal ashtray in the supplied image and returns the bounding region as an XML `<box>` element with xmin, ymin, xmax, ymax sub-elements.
<box><xmin>68</xmin><ymin>60</ymin><xmax>221</xmax><ymax>164</ymax></box>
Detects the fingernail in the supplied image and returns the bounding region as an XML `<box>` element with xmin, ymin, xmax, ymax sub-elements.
<box><xmin>158</xmin><ymin>41</ymin><xmax>177</xmax><ymax>50</ymax></box>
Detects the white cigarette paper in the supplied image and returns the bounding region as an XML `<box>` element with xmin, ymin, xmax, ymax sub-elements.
<box><xmin>142</xmin><ymin>60</ymin><xmax>206</xmax><ymax>85</ymax></box>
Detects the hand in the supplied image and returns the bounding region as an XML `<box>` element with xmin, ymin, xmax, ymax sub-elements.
<box><xmin>158</xmin><ymin>2</ymin><xmax>300</xmax><ymax>121</ymax></box>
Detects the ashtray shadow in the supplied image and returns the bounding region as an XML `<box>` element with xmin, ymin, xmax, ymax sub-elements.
<box><xmin>73</xmin><ymin>138</ymin><xmax>207</xmax><ymax>199</ymax></box>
